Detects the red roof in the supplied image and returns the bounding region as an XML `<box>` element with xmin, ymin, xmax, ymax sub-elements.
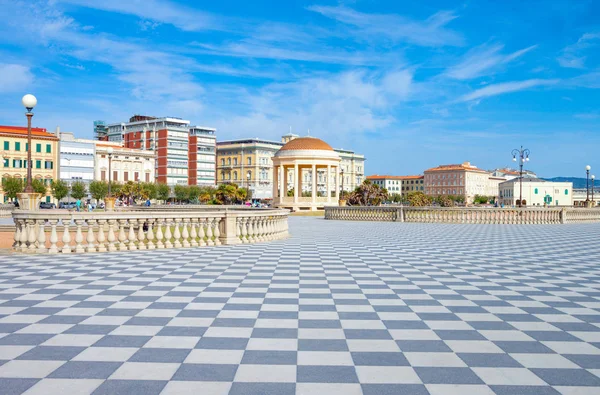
<box><xmin>0</xmin><ymin>125</ymin><xmax>58</xmax><ymax>140</ymax></box>
<box><xmin>367</xmin><ymin>175</ymin><xmax>423</xmax><ymax>180</ymax></box>
<box><xmin>425</xmin><ymin>162</ymin><xmax>488</xmax><ymax>173</ymax></box>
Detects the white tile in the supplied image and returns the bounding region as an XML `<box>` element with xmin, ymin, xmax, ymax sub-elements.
<box><xmin>510</xmin><ymin>353</ymin><xmax>579</xmax><ymax>369</ymax></box>
<box><xmin>346</xmin><ymin>339</ymin><xmax>400</xmax><ymax>352</ymax></box>
<box><xmin>0</xmin><ymin>360</ymin><xmax>64</xmax><ymax>378</ymax></box>
<box><xmin>473</xmin><ymin>367</ymin><xmax>547</xmax><ymax>385</ymax></box>
<box><xmin>246</xmin><ymin>338</ymin><xmax>297</xmax><ymax>351</ymax></box>
<box><xmin>109</xmin><ymin>362</ymin><xmax>179</xmax><ymax>380</ymax></box>
<box><xmin>23</xmin><ymin>379</ymin><xmax>102</xmax><ymax>395</ymax></box>
<box><xmin>43</xmin><ymin>334</ymin><xmax>103</xmax><ymax>347</ymax></box>
<box><xmin>161</xmin><ymin>381</ymin><xmax>231</xmax><ymax>395</ymax></box>
<box><xmin>184</xmin><ymin>349</ymin><xmax>244</xmax><ymax>364</ymax></box>
<box><xmin>234</xmin><ymin>364</ymin><xmax>296</xmax><ymax>382</ymax></box>
<box><xmin>296</xmin><ymin>383</ymin><xmax>363</xmax><ymax>395</ymax></box>
<box><xmin>355</xmin><ymin>366</ymin><xmax>421</xmax><ymax>384</ymax></box>
<box><xmin>143</xmin><ymin>336</ymin><xmax>199</xmax><ymax>349</ymax></box>
<box><xmin>404</xmin><ymin>352</ymin><xmax>467</xmax><ymax>367</ymax></box>
<box><xmin>72</xmin><ymin>347</ymin><xmax>138</xmax><ymax>362</ymax></box>
<box><xmin>297</xmin><ymin>351</ymin><xmax>353</xmax><ymax>366</ymax></box>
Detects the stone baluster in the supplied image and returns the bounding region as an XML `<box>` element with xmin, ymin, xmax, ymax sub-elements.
<box><xmin>240</xmin><ymin>218</ymin><xmax>248</xmax><ymax>243</ymax></box>
<box><xmin>181</xmin><ymin>219</ymin><xmax>190</xmax><ymax>248</ymax></box>
<box><xmin>74</xmin><ymin>219</ymin><xmax>85</xmax><ymax>253</ymax></box>
<box><xmin>146</xmin><ymin>220</ymin><xmax>155</xmax><ymax>250</ymax></box>
<box><xmin>96</xmin><ymin>219</ymin><xmax>107</xmax><ymax>252</ymax></box>
<box><xmin>173</xmin><ymin>218</ymin><xmax>182</xmax><ymax>248</ymax></box>
<box><xmin>118</xmin><ymin>219</ymin><xmax>128</xmax><ymax>251</ymax></box>
<box><xmin>19</xmin><ymin>219</ymin><xmax>29</xmax><ymax>252</ymax></box>
<box><xmin>213</xmin><ymin>218</ymin><xmax>221</xmax><ymax>246</ymax></box>
<box><xmin>13</xmin><ymin>219</ymin><xmax>22</xmax><ymax>250</ymax></box>
<box><xmin>205</xmin><ymin>218</ymin><xmax>214</xmax><ymax>246</ymax></box>
<box><xmin>62</xmin><ymin>219</ymin><xmax>72</xmax><ymax>253</ymax></box>
<box><xmin>164</xmin><ymin>218</ymin><xmax>173</xmax><ymax>248</ymax></box>
<box><xmin>48</xmin><ymin>219</ymin><xmax>59</xmax><ymax>254</ymax></box>
<box><xmin>137</xmin><ymin>219</ymin><xmax>146</xmax><ymax>250</ymax></box>
<box><xmin>156</xmin><ymin>219</ymin><xmax>165</xmax><ymax>249</ymax></box>
<box><xmin>107</xmin><ymin>219</ymin><xmax>117</xmax><ymax>252</ymax></box>
<box><xmin>36</xmin><ymin>219</ymin><xmax>46</xmax><ymax>253</ymax></box>
<box><xmin>189</xmin><ymin>218</ymin><xmax>198</xmax><ymax>247</ymax></box>
<box><xmin>127</xmin><ymin>219</ymin><xmax>138</xmax><ymax>250</ymax></box>
<box><xmin>198</xmin><ymin>218</ymin><xmax>206</xmax><ymax>246</ymax></box>
<box><xmin>258</xmin><ymin>218</ymin><xmax>266</xmax><ymax>241</ymax></box>
<box><xmin>27</xmin><ymin>220</ymin><xmax>38</xmax><ymax>253</ymax></box>
<box><xmin>248</xmin><ymin>218</ymin><xmax>256</xmax><ymax>243</ymax></box>
<box><xmin>86</xmin><ymin>219</ymin><xmax>96</xmax><ymax>253</ymax></box>
<box><xmin>265</xmin><ymin>218</ymin><xmax>273</xmax><ymax>240</ymax></box>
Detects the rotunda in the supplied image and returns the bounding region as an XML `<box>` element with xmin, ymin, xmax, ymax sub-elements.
<box><xmin>272</xmin><ymin>136</ymin><xmax>342</xmax><ymax>211</ymax></box>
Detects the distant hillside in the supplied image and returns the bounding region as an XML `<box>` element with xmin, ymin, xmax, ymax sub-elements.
<box><xmin>542</xmin><ymin>177</ymin><xmax>590</xmax><ymax>189</ymax></box>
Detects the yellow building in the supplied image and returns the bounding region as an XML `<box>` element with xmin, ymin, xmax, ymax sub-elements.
<box><xmin>0</xmin><ymin>125</ymin><xmax>59</xmax><ymax>203</ymax></box>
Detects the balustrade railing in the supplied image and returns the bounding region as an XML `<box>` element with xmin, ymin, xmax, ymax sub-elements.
<box><xmin>12</xmin><ymin>209</ymin><xmax>289</xmax><ymax>254</ymax></box>
<box><xmin>325</xmin><ymin>206</ymin><xmax>600</xmax><ymax>224</ymax></box>
<box><xmin>0</xmin><ymin>204</ymin><xmax>15</xmax><ymax>218</ymax></box>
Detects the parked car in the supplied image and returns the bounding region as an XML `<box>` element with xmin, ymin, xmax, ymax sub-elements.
<box><xmin>39</xmin><ymin>202</ymin><xmax>56</xmax><ymax>209</ymax></box>
<box><xmin>59</xmin><ymin>202</ymin><xmax>77</xmax><ymax>209</ymax></box>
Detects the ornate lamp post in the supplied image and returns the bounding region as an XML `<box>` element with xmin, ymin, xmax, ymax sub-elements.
<box><xmin>107</xmin><ymin>147</ymin><xmax>114</xmax><ymax>197</ymax></box>
<box><xmin>21</xmin><ymin>94</ymin><xmax>37</xmax><ymax>193</ymax></box>
<box><xmin>585</xmin><ymin>165</ymin><xmax>591</xmax><ymax>205</ymax></box>
<box><xmin>592</xmin><ymin>174</ymin><xmax>596</xmax><ymax>207</ymax></box>
<box><xmin>246</xmin><ymin>171</ymin><xmax>251</xmax><ymax>201</ymax></box>
<box><xmin>511</xmin><ymin>146</ymin><xmax>530</xmax><ymax>207</ymax></box>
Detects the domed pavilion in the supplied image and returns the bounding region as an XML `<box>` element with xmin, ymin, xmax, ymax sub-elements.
<box><xmin>272</xmin><ymin>135</ymin><xmax>342</xmax><ymax>211</ymax></box>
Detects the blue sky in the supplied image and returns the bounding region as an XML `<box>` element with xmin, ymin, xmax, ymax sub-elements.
<box><xmin>0</xmin><ymin>0</ymin><xmax>599</xmax><ymax>177</ymax></box>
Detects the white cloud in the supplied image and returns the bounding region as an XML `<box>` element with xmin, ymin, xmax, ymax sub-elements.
<box><xmin>558</xmin><ymin>32</ymin><xmax>600</xmax><ymax>69</ymax></box>
<box><xmin>0</xmin><ymin>64</ymin><xmax>34</xmax><ymax>92</ymax></box>
<box><xmin>446</xmin><ymin>44</ymin><xmax>537</xmax><ymax>80</ymax></box>
<box><xmin>457</xmin><ymin>79</ymin><xmax>559</xmax><ymax>102</ymax></box>
<box><xmin>308</xmin><ymin>5</ymin><xmax>463</xmax><ymax>47</ymax></box>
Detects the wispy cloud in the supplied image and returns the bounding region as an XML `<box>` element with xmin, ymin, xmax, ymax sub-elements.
<box><xmin>445</xmin><ymin>43</ymin><xmax>537</xmax><ymax>80</ymax></box>
<box><xmin>0</xmin><ymin>63</ymin><xmax>34</xmax><ymax>92</ymax></box>
<box><xmin>558</xmin><ymin>32</ymin><xmax>600</xmax><ymax>69</ymax></box>
<box><xmin>307</xmin><ymin>5</ymin><xmax>464</xmax><ymax>47</ymax></box>
<box><xmin>457</xmin><ymin>79</ymin><xmax>559</xmax><ymax>102</ymax></box>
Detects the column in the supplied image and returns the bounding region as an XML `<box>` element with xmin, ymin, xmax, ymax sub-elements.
<box><xmin>280</xmin><ymin>166</ymin><xmax>286</xmax><ymax>201</ymax></box>
<box><xmin>311</xmin><ymin>164</ymin><xmax>317</xmax><ymax>205</ymax></box>
<box><xmin>273</xmin><ymin>165</ymin><xmax>279</xmax><ymax>200</ymax></box>
<box><xmin>335</xmin><ymin>165</ymin><xmax>340</xmax><ymax>199</ymax></box>
<box><xmin>326</xmin><ymin>164</ymin><xmax>331</xmax><ymax>203</ymax></box>
<box><xmin>293</xmin><ymin>163</ymin><xmax>299</xmax><ymax>204</ymax></box>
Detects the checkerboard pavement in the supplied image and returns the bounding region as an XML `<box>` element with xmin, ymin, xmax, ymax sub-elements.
<box><xmin>1</xmin><ymin>217</ymin><xmax>600</xmax><ymax>394</ymax></box>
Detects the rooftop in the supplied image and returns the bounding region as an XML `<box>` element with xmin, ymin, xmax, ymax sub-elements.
<box><xmin>279</xmin><ymin>136</ymin><xmax>333</xmax><ymax>151</ymax></box>
<box><xmin>425</xmin><ymin>161</ymin><xmax>488</xmax><ymax>173</ymax></box>
<box><xmin>0</xmin><ymin>125</ymin><xmax>58</xmax><ymax>140</ymax></box>
<box><xmin>367</xmin><ymin>175</ymin><xmax>423</xmax><ymax>180</ymax></box>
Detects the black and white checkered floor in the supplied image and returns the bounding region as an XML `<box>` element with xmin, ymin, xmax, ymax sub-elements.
<box><xmin>1</xmin><ymin>217</ymin><xmax>600</xmax><ymax>394</ymax></box>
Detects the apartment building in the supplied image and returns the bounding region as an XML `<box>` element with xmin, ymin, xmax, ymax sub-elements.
<box><xmin>101</xmin><ymin>115</ymin><xmax>216</xmax><ymax>186</ymax></box>
<box><xmin>499</xmin><ymin>178</ymin><xmax>573</xmax><ymax>206</ymax></box>
<box><xmin>367</xmin><ymin>175</ymin><xmax>424</xmax><ymax>194</ymax></box>
<box><xmin>0</xmin><ymin>125</ymin><xmax>59</xmax><ymax>203</ymax></box>
<box><xmin>59</xmin><ymin>131</ymin><xmax>95</xmax><ymax>184</ymax></box>
<box><xmin>95</xmin><ymin>142</ymin><xmax>155</xmax><ymax>184</ymax></box>
<box><xmin>216</xmin><ymin>133</ymin><xmax>366</xmax><ymax>199</ymax></box>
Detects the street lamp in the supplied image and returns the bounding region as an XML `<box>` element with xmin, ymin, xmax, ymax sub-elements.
<box><xmin>340</xmin><ymin>168</ymin><xmax>345</xmax><ymax>198</ymax></box>
<box><xmin>585</xmin><ymin>165</ymin><xmax>591</xmax><ymax>204</ymax></box>
<box><xmin>511</xmin><ymin>146</ymin><xmax>530</xmax><ymax>208</ymax></box>
<box><xmin>107</xmin><ymin>147</ymin><xmax>114</xmax><ymax>197</ymax></box>
<box><xmin>592</xmin><ymin>174</ymin><xmax>596</xmax><ymax>207</ymax></box>
<box><xmin>21</xmin><ymin>94</ymin><xmax>37</xmax><ymax>193</ymax></box>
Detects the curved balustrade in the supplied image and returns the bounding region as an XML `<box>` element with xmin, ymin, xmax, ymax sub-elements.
<box><xmin>0</xmin><ymin>204</ymin><xmax>15</xmax><ymax>218</ymax></box>
<box><xmin>325</xmin><ymin>206</ymin><xmax>600</xmax><ymax>224</ymax></box>
<box><xmin>12</xmin><ymin>209</ymin><xmax>289</xmax><ymax>254</ymax></box>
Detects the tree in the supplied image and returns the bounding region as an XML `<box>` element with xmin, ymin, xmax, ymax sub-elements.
<box><xmin>236</xmin><ymin>187</ymin><xmax>248</xmax><ymax>202</ymax></box>
<box><xmin>174</xmin><ymin>185</ymin><xmax>189</xmax><ymax>202</ymax></box>
<box><xmin>2</xmin><ymin>178</ymin><xmax>23</xmax><ymax>200</ymax></box>
<box><xmin>215</xmin><ymin>183</ymin><xmax>238</xmax><ymax>205</ymax></box>
<box><xmin>473</xmin><ymin>195</ymin><xmax>492</xmax><ymax>205</ymax></box>
<box><xmin>157</xmin><ymin>184</ymin><xmax>170</xmax><ymax>203</ymax></box>
<box><xmin>118</xmin><ymin>181</ymin><xmax>137</xmax><ymax>202</ymax></box>
<box><xmin>109</xmin><ymin>181</ymin><xmax>122</xmax><ymax>197</ymax></box>
<box><xmin>51</xmin><ymin>180</ymin><xmax>68</xmax><ymax>201</ymax></box>
<box><xmin>31</xmin><ymin>179</ymin><xmax>47</xmax><ymax>195</ymax></box>
<box><xmin>407</xmin><ymin>191</ymin><xmax>432</xmax><ymax>207</ymax></box>
<box><xmin>347</xmin><ymin>180</ymin><xmax>388</xmax><ymax>206</ymax></box>
<box><xmin>140</xmin><ymin>182</ymin><xmax>156</xmax><ymax>200</ymax></box>
<box><xmin>188</xmin><ymin>185</ymin><xmax>201</xmax><ymax>202</ymax></box>
<box><xmin>436</xmin><ymin>195</ymin><xmax>455</xmax><ymax>207</ymax></box>
<box><xmin>89</xmin><ymin>181</ymin><xmax>109</xmax><ymax>201</ymax></box>
<box><xmin>70</xmin><ymin>181</ymin><xmax>87</xmax><ymax>200</ymax></box>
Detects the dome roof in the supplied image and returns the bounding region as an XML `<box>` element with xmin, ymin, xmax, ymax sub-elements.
<box><xmin>279</xmin><ymin>137</ymin><xmax>333</xmax><ymax>151</ymax></box>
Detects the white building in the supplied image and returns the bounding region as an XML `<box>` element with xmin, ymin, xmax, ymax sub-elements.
<box><xmin>58</xmin><ymin>131</ymin><xmax>95</xmax><ymax>184</ymax></box>
<box><xmin>95</xmin><ymin>143</ymin><xmax>155</xmax><ymax>184</ymax></box>
<box><xmin>491</xmin><ymin>168</ymin><xmax>537</xmax><ymax>180</ymax></box>
<box><xmin>499</xmin><ymin>178</ymin><xmax>573</xmax><ymax>207</ymax></box>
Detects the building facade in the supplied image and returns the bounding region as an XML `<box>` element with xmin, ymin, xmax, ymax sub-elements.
<box><xmin>95</xmin><ymin>143</ymin><xmax>155</xmax><ymax>184</ymax></box>
<box><xmin>216</xmin><ymin>133</ymin><xmax>365</xmax><ymax>199</ymax></box>
<box><xmin>491</xmin><ymin>168</ymin><xmax>537</xmax><ymax>180</ymax></box>
<box><xmin>367</xmin><ymin>175</ymin><xmax>424</xmax><ymax>194</ymax></box>
<box><xmin>59</xmin><ymin>131</ymin><xmax>95</xmax><ymax>184</ymax></box>
<box><xmin>104</xmin><ymin>116</ymin><xmax>216</xmax><ymax>186</ymax></box>
<box><xmin>0</xmin><ymin>125</ymin><xmax>59</xmax><ymax>203</ymax></box>
<box><xmin>573</xmin><ymin>189</ymin><xmax>599</xmax><ymax>207</ymax></box>
<box><xmin>499</xmin><ymin>178</ymin><xmax>573</xmax><ymax>206</ymax></box>
<box><xmin>425</xmin><ymin>162</ymin><xmax>505</xmax><ymax>203</ymax></box>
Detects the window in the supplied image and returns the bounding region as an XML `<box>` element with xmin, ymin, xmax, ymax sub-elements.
<box><xmin>36</xmin><ymin>160</ymin><xmax>41</xmax><ymax>169</ymax></box>
<box><xmin>134</xmin><ymin>172</ymin><xmax>139</xmax><ymax>181</ymax></box>
<box><xmin>534</xmin><ymin>188</ymin><xmax>538</xmax><ymax>194</ymax></box>
<box><xmin>233</xmin><ymin>158</ymin><xmax>237</xmax><ymax>166</ymax></box>
<box><xmin>233</xmin><ymin>171</ymin><xmax>238</xmax><ymax>180</ymax></box>
<box><xmin>565</xmin><ymin>189</ymin><xmax>569</xmax><ymax>195</ymax></box>
<box><xmin>145</xmin><ymin>173</ymin><xmax>150</xmax><ymax>182</ymax></box>
<box><xmin>3</xmin><ymin>141</ymin><xmax>8</xmax><ymax>150</ymax></box>
<box><xmin>44</xmin><ymin>161</ymin><xmax>53</xmax><ymax>169</ymax></box>
<box><xmin>227</xmin><ymin>158</ymin><xmax>231</xmax><ymax>165</ymax></box>
<box><xmin>101</xmin><ymin>170</ymin><xmax>106</xmax><ymax>181</ymax></box>
<box><xmin>36</xmin><ymin>143</ymin><xmax>41</xmax><ymax>153</ymax></box>
<box><xmin>248</xmin><ymin>157</ymin><xmax>252</xmax><ymax>165</ymax></box>
<box><xmin>15</xmin><ymin>142</ymin><xmax>20</xmax><ymax>151</ymax></box>
<box><xmin>13</xmin><ymin>159</ymin><xmax>22</xmax><ymax>168</ymax></box>
<box><xmin>46</xmin><ymin>144</ymin><xmax>51</xmax><ymax>153</ymax></box>
<box><xmin>221</xmin><ymin>159</ymin><xmax>225</xmax><ymax>166</ymax></box>
<box><xmin>3</xmin><ymin>159</ymin><xmax>8</xmax><ymax>168</ymax></box>
<box><xmin>124</xmin><ymin>172</ymin><xmax>129</xmax><ymax>182</ymax></box>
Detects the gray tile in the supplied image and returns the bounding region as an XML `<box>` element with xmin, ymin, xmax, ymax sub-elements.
<box><xmin>241</xmin><ymin>350</ymin><xmax>297</xmax><ymax>365</ymax></box>
<box><xmin>229</xmin><ymin>383</ymin><xmax>295</xmax><ymax>395</ymax></box>
<box><xmin>92</xmin><ymin>379</ymin><xmax>167</xmax><ymax>395</ymax></box>
<box><xmin>531</xmin><ymin>368</ymin><xmax>600</xmax><ymax>386</ymax></box>
<box><xmin>38</xmin><ymin>316</ymin><xmax>87</xmax><ymax>325</ymax></box>
<box><xmin>129</xmin><ymin>348</ymin><xmax>190</xmax><ymax>363</ymax></box>
<box><xmin>298</xmin><ymin>339</ymin><xmax>349</xmax><ymax>351</ymax></box>
<box><xmin>384</xmin><ymin>320</ymin><xmax>429</xmax><ymax>330</ymax></box>
<box><xmin>435</xmin><ymin>330</ymin><xmax>486</xmax><ymax>341</ymax></box>
<box><xmin>299</xmin><ymin>320</ymin><xmax>341</xmax><ymax>328</ymax></box>
<box><xmin>0</xmin><ymin>334</ymin><xmax>54</xmax><ymax>346</ymax></box>
<box><xmin>177</xmin><ymin>310</ymin><xmax>219</xmax><ymax>318</ymax></box>
<box><xmin>212</xmin><ymin>318</ymin><xmax>257</xmax><ymax>327</ymax></box>
<box><xmin>396</xmin><ymin>340</ymin><xmax>452</xmax><ymax>352</ymax></box>
<box><xmin>457</xmin><ymin>353</ymin><xmax>522</xmax><ymax>367</ymax></box>
<box><xmin>415</xmin><ymin>367</ymin><xmax>483</xmax><ymax>384</ymax></box>
<box><xmin>344</xmin><ymin>329</ymin><xmax>392</xmax><ymax>339</ymax></box>
<box><xmin>124</xmin><ymin>317</ymin><xmax>172</xmax><ymax>326</ymax></box>
<box><xmin>490</xmin><ymin>386</ymin><xmax>560</xmax><ymax>395</ymax></box>
<box><xmin>494</xmin><ymin>341</ymin><xmax>554</xmax><ymax>354</ymax></box>
<box><xmin>65</xmin><ymin>325</ymin><xmax>118</xmax><ymax>335</ymax></box>
<box><xmin>524</xmin><ymin>331</ymin><xmax>580</xmax><ymax>342</ymax></box>
<box><xmin>17</xmin><ymin>346</ymin><xmax>86</xmax><ymax>361</ymax></box>
<box><xmin>92</xmin><ymin>335</ymin><xmax>151</xmax><ymax>348</ymax></box>
<box><xmin>157</xmin><ymin>327</ymin><xmax>207</xmax><ymax>337</ymax></box>
<box><xmin>563</xmin><ymin>354</ymin><xmax>600</xmax><ymax>368</ymax></box>
<box><xmin>0</xmin><ymin>324</ymin><xmax>28</xmax><ymax>333</ymax></box>
<box><xmin>172</xmin><ymin>363</ymin><xmax>238</xmax><ymax>381</ymax></box>
<box><xmin>297</xmin><ymin>366</ymin><xmax>359</xmax><ymax>383</ymax></box>
<box><xmin>362</xmin><ymin>384</ymin><xmax>429</xmax><ymax>395</ymax></box>
<box><xmin>251</xmin><ymin>328</ymin><xmax>298</xmax><ymax>339</ymax></box>
<box><xmin>351</xmin><ymin>352</ymin><xmax>409</xmax><ymax>366</ymax></box>
<box><xmin>195</xmin><ymin>337</ymin><xmax>249</xmax><ymax>350</ymax></box>
<box><xmin>0</xmin><ymin>378</ymin><xmax>39</xmax><ymax>395</ymax></box>
<box><xmin>49</xmin><ymin>361</ymin><xmax>122</xmax><ymax>379</ymax></box>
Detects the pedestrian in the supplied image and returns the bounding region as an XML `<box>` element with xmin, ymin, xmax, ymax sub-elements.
<box><xmin>76</xmin><ymin>198</ymin><xmax>81</xmax><ymax>212</ymax></box>
<box><xmin>146</xmin><ymin>199</ymin><xmax>151</xmax><ymax>207</ymax></box>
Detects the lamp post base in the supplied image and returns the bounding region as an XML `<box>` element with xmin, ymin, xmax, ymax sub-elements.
<box><xmin>16</xmin><ymin>192</ymin><xmax>41</xmax><ymax>211</ymax></box>
<box><xmin>338</xmin><ymin>199</ymin><xmax>347</xmax><ymax>207</ymax></box>
<box><xmin>105</xmin><ymin>197</ymin><xmax>116</xmax><ymax>211</ymax></box>
<box><xmin>586</xmin><ymin>200</ymin><xmax>593</xmax><ymax>208</ymax></box>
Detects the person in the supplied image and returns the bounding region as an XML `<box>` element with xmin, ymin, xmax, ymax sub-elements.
<box><xmin>76</xmin><ymin>198</ymin><xmax>81</xmax><ymax>212</ymax></box>
<box><xmin>146</xmin><ymin>199</ymin><xmax>151</xmax><ymax>207</ymax></box>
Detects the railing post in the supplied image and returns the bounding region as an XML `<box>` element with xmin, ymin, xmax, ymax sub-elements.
<box><xmin>560</xmin><ymin>208</ymin><xmax>566</xmax><ymax>224</ymax></box>
<box><xmin>220</xmin><ymin>214</ymin><xmax>241</xmax><ymax>245</ymax></box>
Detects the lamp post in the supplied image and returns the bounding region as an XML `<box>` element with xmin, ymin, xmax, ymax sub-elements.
<box><xmin>107</xmin><ymin>147</ymin><xmax>113</xmax><ymax>197</ymax></box>
<box><xmin>585</xmin><ymin>165</ymin><xmax>591</xmax><ymax>204</ymax></box>
<box><xmin>511</xmin><ymin>146</ymin><xmax>530</xmax><ymax>207</ymax></box>
<box><xmin>340</xmin><ymin>168</ymin><xmax>345</xmax><ymax>198</ymax></box>
<box><xmin>247</xmin><ymin>172</ymin><xmax>251</xmax><ymax>202</ymax></box>
<box><xmin>592</xmin><ymin>174</ymin><xmax>596</xmax><ymax>207</ymax></box>
<box><xmin>21</xmin><ymin>94</ymin><xmax>37</xmax><ymax>193</ymax></box>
